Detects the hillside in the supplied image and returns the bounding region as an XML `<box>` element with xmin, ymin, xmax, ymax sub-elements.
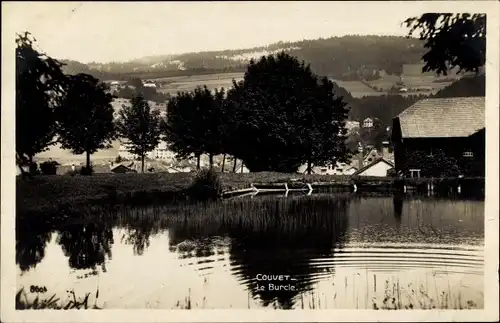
<box><xmin>61</xmin><ymin>35</ymin><xmax>428</xmax><ymax>81</ymax></box>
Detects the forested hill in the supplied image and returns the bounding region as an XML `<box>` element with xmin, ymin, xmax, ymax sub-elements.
<box><xmin>61</xmin><ymin>35</ymin><xmax>426</xmax><ymax>81</ymax></box>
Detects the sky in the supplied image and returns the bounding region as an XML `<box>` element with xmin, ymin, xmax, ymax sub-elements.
<box><xmin>2</xmin><ymin>2</ymin><xmax>455</xmax><ymax>63</ymax></box>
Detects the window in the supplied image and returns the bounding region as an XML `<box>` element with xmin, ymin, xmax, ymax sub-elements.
<box><xmin>463</xmin><ymin>150</ymin><xmax>473</xmax><ymax>158</ymax></box>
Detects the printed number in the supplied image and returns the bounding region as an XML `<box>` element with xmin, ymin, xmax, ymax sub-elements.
<box><xmin>30</xmin><ymin>285</ymin><xmax>47</xmax><ymax>293</ymax></box>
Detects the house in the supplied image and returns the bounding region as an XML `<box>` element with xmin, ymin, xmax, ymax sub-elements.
<box><xmin>362</xmin><ymin>118</ymin><xmax>374</xmax><ymax>128</ymax></box>
<box><xmin>345</xmin><ymin>121</ymin><xmax>360</xmax><ymax>133</ymax></box>
<box><xmin>353</xmin><ymin>157</ymin><xmax>394</xmax><ymax>177</ymax></box>
<box><xmin>297</xmin><ymin>162</ymin><xmax>357</xmax><ymax>175</ymax></box>
<box><xmin>391</xmin><ymin>97</ymin><xmax>485</xmax><ymax>177</ymax></box>
<box><xmin>153</xmin><ymin>141</ymin><xmax>175</xmax><ymax>160</ymax></box>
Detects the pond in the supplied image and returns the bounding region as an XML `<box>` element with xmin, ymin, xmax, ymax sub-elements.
<box><xmin>16</xmin><ymin>194</ymin><xmax>484</xmax><ymax>310</ymax></box>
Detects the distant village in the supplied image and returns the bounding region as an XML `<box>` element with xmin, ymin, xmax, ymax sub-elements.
<box><xmin>36</xmin><ymin>93</ymin><xmax>484</xmax><ymax>180</ymax></box>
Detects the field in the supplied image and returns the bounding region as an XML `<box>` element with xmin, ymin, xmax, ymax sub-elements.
<box><xmin>35</xmin><ymin>140</ymin><xmax>122</xmax><ymax>164</ymax></box>
<box><xmin>147</xmin><ymin>72</ymin><xmax>455</xmax><ymax>99</ymax></box>
<box><xmin>150</xmin><ymin>72</ymin><xmax>244</xmax><ymax>95</ymax></box>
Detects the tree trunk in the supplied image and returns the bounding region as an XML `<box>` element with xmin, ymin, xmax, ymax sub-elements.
<box><xmin>196</xmin><ymin>154</ymin><xmax>201</xmax><ymax>170</ymax></box>
<box><xmin>209</xmin><ymin>154</ymin><xmax>214</xmax><ymax>170</ymax></box>
<box><xmin>86</xmin><ymin>151</ymin><xmax>91</xmax><ymax>170</ymax></box>
<box><xmin>221</xmin><ymin>154</ymin><xmax>226</xmax><ymax>172</ymax></box>
<box><xmin>141</xmin><ymin>154</ymin><xmax>145</xmax><ymax>173</ymax></box>
<box><xmin>241</xmin><ymin>163</ymin><xmax>244</xmax><ymax>173</ymax></box>
<box><xmin>233</xmin><ymin>157</ymin><xmax>237</xmax><ymax>173</ymax></box>
<box><xmin>307</xmin><ymin>159</ymin><xmax>312</xmax><ymax>175</ymax></box>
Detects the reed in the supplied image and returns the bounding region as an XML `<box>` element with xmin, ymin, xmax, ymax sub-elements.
<box><xmin>15</xmin><ymin>287</ymin><xmax>101</xmax><ymax>310</ymax></box>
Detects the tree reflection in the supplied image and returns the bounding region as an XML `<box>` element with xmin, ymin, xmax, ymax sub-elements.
<box><xmin>57</xmin><ymin>222</ymin><xmax>114</xmax><ymax>271</ymax></box>
<box><xmin>393</xmin><ymin>194</ymin><xmax>404</xmax><ymax>225</ymax></box>
<box><xmin>120</xmin><ymin>213</ymin><xmax>163</xmax><ymax>256</ymax></box>
<box><xmin>16</xmin><ymin>215</ymin><xmax>53</xmax><ymax>272</ymax></box>
<box><xmin>228</xmin><ymin>196</ymin><xmax>349</xmax><ymax>309</ymax></box>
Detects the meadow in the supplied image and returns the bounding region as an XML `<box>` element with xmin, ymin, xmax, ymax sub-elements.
<box><xmin>150</xmin><ymin>72</ymin><xmax>244</xmax><ymax>95</ymax></box>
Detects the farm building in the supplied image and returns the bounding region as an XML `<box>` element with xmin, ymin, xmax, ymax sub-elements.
<box><xmin>297</xmin><ymin>162</ymin><xmax>357</xmax><ymax>175</ymax></box>
<box><xmin>353</xmin><ymin>158</ymin><xmax>394</xmax><ymax>177</ymax></box>
<box><xmin>391</xmin><ymin>97</ymin><xmax>485</xmax><ymax>177</ymax></box>
<box><xmin>362</xmin><ymin>118</ymin><xmax>374</xmax><ymax>128</ymax></box>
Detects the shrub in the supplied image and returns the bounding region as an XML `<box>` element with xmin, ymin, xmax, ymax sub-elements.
<box><xmin>65</xmin><ymin>169</ymin><xmax>78</xmax><ymax>176</ymax></box>
<box><xmin>39</xmin><ymin>161</ymin><xmax>58</xmax><ymax>175</ymax></box>
<box><xmin>115</xmin><ymin>155</ymin><xmax>123</xmax><ymax>163</ymax></box>
<box><xmin>187</xmin><ymin>168</ymin><xmax>223</xmax><ymax>201</ymax></box>
<box><xmin>28</xmin><ymin>162</ymin><xmax>40</xmax><ymax>175</ymax></box>
<box><xmin>386</xmin><ymin>168</ymin><xmax>397</xmax><ymax>177</ymax></box>
<box><xmin>79</xmin><ymin>166</ymin><xmax>94</xmax><ymax>176</ymax></box>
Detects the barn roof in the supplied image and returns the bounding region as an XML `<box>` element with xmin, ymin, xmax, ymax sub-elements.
<box><xmin>353</xmin><ymin>157</ymin><xmax>394</xmax><ymax>176</ymax></box>
<box><xmin>396</xmin><ymin>97</ymin><xmax>485</xmax><ymax>138</ymax></box>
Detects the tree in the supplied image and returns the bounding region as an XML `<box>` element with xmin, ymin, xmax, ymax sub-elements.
<box><xmin>164</xmin><ymin>86</ymin><xmax>226</xmax><ymax>169</ymax></box>
<box><xmin>405</xmin><ymin>13</ymin><xmax>486</xmax><ymax>75</ymax></box>
<box><xmin>195</xmin><ymin>86</ymin><xmax>226</xmax><ymax>168</ymax></box>
<box><xmin>57</xmin><ymin>73</ymin><xmax>115</xmax><ymax>172</ymax></box>
<box><xmin>404</xmin><ymin>149</ymin><xmax>461</xmax><ymax>177</ymax></box>
<box><xmin>225</xmin><ymin>52</ymin><xmax>350</xmax><ymax>173</ymax></box>
<box><xmin>15</xmin><ymin>32</ymin><xmax>67</xmax><ymax>172</ymax></box>
<box><xmin>164</xmin><ymin>91</ymin><xmax>204</xmax><ymax>168</ymax></box>
<box><xmin>301</xmin><ymin>77</ymin><xmax>351</xmax><ymax>173</ymax></box>
<box><xmin>115</xmin><ymin>94</ymin><xmax>162</xmax><ymax>173</ymax></box>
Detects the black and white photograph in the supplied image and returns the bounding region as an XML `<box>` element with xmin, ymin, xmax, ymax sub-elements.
<box><xmin>1</xmin><ymin>1</ymin><xmax>499</xmax><ymax>322</ymax></box>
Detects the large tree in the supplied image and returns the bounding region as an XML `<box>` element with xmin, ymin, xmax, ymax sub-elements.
<box><xmin>57</xmin><ymin>73</ymin><xmax>115</xmax><ymax>172</ymax></box>
<box><xmin>405</xmin><ymin>13</ymin><xmax>486</xmax><ymax>75</ymax></box>
<box><xmin>164</xmin><ymin>91</ymin><xmax>203</xmax><ymax>168</ymax></box>
<box><xmin>164</xmin><ymin>86</ymin><xmax>226</xmax><ymax>169</ymax></box>
<box><xmin>15</xmin><ymin>32</ymin><xmax>67</xmax><ymax>170</ymax></box>
<box><xmin>115</xmin><ymin>94</ymin><xmax>162</xmax><ymax>172</ymax></box>
<box><xmin>225</xmin><ymin>52</ymin><xmax>350</xmax><ymax>173</ymax></box>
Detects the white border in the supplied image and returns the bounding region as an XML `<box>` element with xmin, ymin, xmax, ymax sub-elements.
<box><xmin>2</xmin><ymin>1</ymin><xmax>499</xmax><ymax>322</ymax></box>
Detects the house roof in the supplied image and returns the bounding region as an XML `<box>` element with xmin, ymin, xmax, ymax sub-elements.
<box><xmin>396</xmin><ymin>97</ymin><xmax>485</xmax><ymax>138</ymax></box>
<box><xmin>353</xmin><ymin>157</ymin><xmax>394</xmax><ymax>176</ymax></box>
<box><xmin>110</xmin><ymin>164</ymin><xmax>134</xmax><ymax>171</ymax></box>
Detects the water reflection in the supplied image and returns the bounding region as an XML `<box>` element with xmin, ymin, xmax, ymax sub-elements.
<box><xmin>16</xmin><ymin>194</ymin><xmax>485</xmax><ymax>309</ymax></box>
<box><xmin>228</xmin><ymin>196</ymin><xmax>349</xmax><ymax>309</ymax></box>
<box><xmin>16</xmin><ymin>216</ymin><xmax>52</xmax><ymax>273</ymax></box>
<box><xmin>56</xmin><ymin>222</ymin><xmax>113</xmax><ymax>271</ymax></box>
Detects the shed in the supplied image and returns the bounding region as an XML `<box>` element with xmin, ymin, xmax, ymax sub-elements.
<box><xmin>353</xmin><ymin>158</ymin><xmax>394</xmax><ymax>177</ymax></box>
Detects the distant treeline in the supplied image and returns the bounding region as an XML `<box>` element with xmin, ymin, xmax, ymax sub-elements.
<box><xmin>345</xmin><ymin>74</ymin><xmax>485</xmax><ymax>125</ymax></box>
<box><xmin>61</xmin><ymin>35</ymin><xmax>427</xmax><ymax>81</ymax></box>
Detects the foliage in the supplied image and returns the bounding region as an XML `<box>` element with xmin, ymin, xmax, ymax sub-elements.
<box><xmin>56</xmin><ymin>73</ymin><xmax>116</xmax><ymax>171</ymax></box>
<box><xmin>115</xmin><ymin>155</ymin><xmax>123</xmax><ymax>163</ymax></box>
<box><xmin>15</xmin><ymin>32</ymin><xmax>67</xmax><ymax>163</ymax></box>
<box><xmin>405</xmin><ymin>13</ymin><xmax>486</xmax><ymax>75</ymax></box>
<box><xmin>115</xmin><ymin>94</ymin><xmax>162</xmax><ymax>172</ymax></box>
<box><xmin>164</xmin><ymin>86</ymin><xmax>226</xmax><ymax>167</ymax></box>
<box><xmin>226</xmin><ymin>52</ymin><xmax>350</xmax><ymax>172</ymax></box>
<box><xmin>404</xmin><ymin>149</ymin><xmax>461</xmax><ymax>177</ymax></box>
<box><xmin>79</xmin><ymin>166</ymin><xmax>94</xmax><ymax>176</ymax></box>
<box><xmin>348</xmin><ymin>94</ymin><xmax>426</xmax><ymax>125</ymax></box>
<box><xmin>164</xmin><ymin>91</ymin><xmax>203</xmax><ymax>161</ymax></box>
<box><xmin>187</xmin><ymin>168</ymin><xmax>223</xmax><ymax>201</ymax></box>
<box><xmin>115</xmin><ymin>77</ymin><xmax>170</xmax><ymax>103</ymax></box>
<box><xmin>39</xmin><ymin>161</ymin><xmax>59</xmax><ymax>175</ymax></box>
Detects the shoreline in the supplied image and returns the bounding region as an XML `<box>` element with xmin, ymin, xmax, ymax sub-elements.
<box><xmin>16</xmin><ymin>172</ymin><xmax>485</xmax><ymax>219</ymax></box>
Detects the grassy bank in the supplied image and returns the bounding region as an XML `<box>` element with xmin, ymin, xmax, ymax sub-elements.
<box><xmin>16</xmin><ymin>172</ymin><xmax>347</xmax><ymax>212</ymax></box>
<box><xmin>16</xmin><ymin>171</ymin><xmax>484</xmax><ymax>218</ymax></box>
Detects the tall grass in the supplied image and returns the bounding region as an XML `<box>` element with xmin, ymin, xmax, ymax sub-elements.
<box><xmin>16</xmin><ymin>287</ymin><xmax>101</xmax><ymax>310</ymax></box>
